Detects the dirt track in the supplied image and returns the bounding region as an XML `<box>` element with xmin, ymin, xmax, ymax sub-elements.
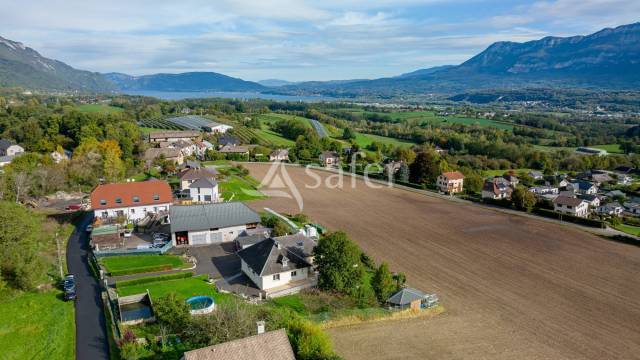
<box><xmin>245</xmin><ymin>163</ymin><xmax>640</xmax><ymax>360</ymax></box>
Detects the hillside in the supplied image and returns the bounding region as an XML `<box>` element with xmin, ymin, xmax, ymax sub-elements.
<box><xmin>274</xmin><ymin>22</ymin><xmax>640</xmax><ymax>97</ymax></box>
<box><xmin>0</xmin><ymin>36</ymin><xmax>114</xmax><ymax>92</ymax></box>
<box><xmin>105</xmin><ymin>71</ymin><xmax>267</xmax><ymax>92</ymax></box>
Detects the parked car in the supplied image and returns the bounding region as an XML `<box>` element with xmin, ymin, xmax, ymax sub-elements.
<box><xmin>153</xmin><ymin>232</ymin><xmax>169</xmax><ymax>241</ymax></box>
<box><xmin>64</xmin><ymin>289</ymin><xmax>77</xmax><ymax>301</ymax></box>
<box><xmin>123</xmin><ymin>229</ymin><xmax>133</xmax><ymax>238</ymax></box>
<box><xmin>65</xmin><ymin>204</ymin><xmax>82</xmax><ymax>211</ymax></box>
<box><xmin>60</xmin><ymin>274</ymin><xmax>75</xmax><ymax>289</ymax></box>
<box><xmin>86</xmin><ymin>225</ymin><xmax>93</xmax><ymax>233</ymax></box>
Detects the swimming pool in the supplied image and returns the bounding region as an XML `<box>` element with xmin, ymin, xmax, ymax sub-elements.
<box><xmin>186</xmin><ymin>295</ymin><xmax>215</xmax><ymax>315</ymax></box>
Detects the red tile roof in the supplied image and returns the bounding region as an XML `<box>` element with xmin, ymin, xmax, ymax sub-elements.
<box><xmin>441</xmin><ymin>171</ymin><xmax>464</xmax><ymax>180</ymax></box>
<box><xmin>90</xmin><ymin>179</ymin><xmax>173</xmax><ymax>210</ymax></box>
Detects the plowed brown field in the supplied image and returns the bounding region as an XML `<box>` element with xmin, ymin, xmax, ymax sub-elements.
<box><xmin>245</xmin><ymin>163</ymin><xmax>640</xmax><ymax>360</ymax></box>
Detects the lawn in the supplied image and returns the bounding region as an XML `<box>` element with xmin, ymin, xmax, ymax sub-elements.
<box><xmin>117</xmin><ymin>274</ymin><xmax>232</xmax><ymax>303</ymax></box>
<box><xmin>591</xmin><ymin>144</ymin><xmax>623</xmax><ymax>154</ymax></box>
<box><xmin>614</xmin><ymin>224</ymin><xmax>640</xmax><ymax>237</ymax></box>
<box><xmin>0</xmin><ymin>290</ymin><xmax>75</xmax><ymax>360</ymax></box>
<box><xmin>77</xmin><ymin>104</ymin><xmax>124</xmax><ymax>114</ymax></box>
<box><xmin>101</xmin><ymin>255</ymin><xmax>188</xmax><ymax>276</ymax></box>
<box><xmin>219</xmin><ymin>175</ymin><xmax>266</xmax><ymax>201</ymax></box>
<box><xmin>352</xmin><ymin>132</ymin><xmax>416</xmax><ymax>148</ymax></box>
<box><xmin>481</xmin><ymin>168</ymin><xmax>535</xmax><ymax>177</ymax></box>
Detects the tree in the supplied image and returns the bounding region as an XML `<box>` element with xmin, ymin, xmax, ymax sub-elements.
<box><xmin>512</xmin><ymin>186</ymin><xmax>537</xmax><ymax>212</ymax></box>
<box><xmin>153</xmin><ymin>293</ymin><xmax>191</xmax><ymax>334</ymax></box>
<box><xmin>313</xmin><ymin>231</ymin><xmax>364</xmax><ymax>295</ymax></box>
<box><xmin>394</xmin><ymin>147</ymin><xmax>416</xmax><ymax>164</ymax></box>
<box><xmin>409</xmin><ymin>150</ymin><xmax>441</xmax><ymax>185</ymax></box>
<box><xmin>342</xmin><ymin>127</ymin><xmax>356</xmax><ymax>140</ymax></box>
<box><xmin>372</xmin><ymin>262</ymin><xmax>396</xmax><ymax>303</ymax></box>
<box><xmin>272</xmin><ymin>219</ymin><xmax>290</xmax><ymax>237</ymax></box>
<box><xmin>464</xmin><ymin>173</ymin><xmax>484</xmax><ymax>194</ymax></box>
<box><xmin>393</xmin><ymin>272</ymin><xmax>406</xmax><ymax>290</ymax></box>
<box><xmin>184</xmin><ymin>300</ymin><xmax>257</xmax><ymax>347</ymax></box>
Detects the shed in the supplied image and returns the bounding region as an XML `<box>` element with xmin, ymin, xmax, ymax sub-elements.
<box><xmin>387</xmin><ymin>287</ymin><xmax>426</xmax><ymax>310</ymax></box>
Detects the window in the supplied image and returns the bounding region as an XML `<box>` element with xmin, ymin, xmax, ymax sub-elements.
<box><xmin>153</xmin><ymin>194</ymin><xmax>160</xmax><ymax>201</ymax></box>
<box><xmin>291</xmin><ymin>271</ymin><xmax>297</xmax><ymax>277</ymax></box>
<box><xmin>130</xmin><ymin>209</ymin><xmax>135</xmax><ymax>214</ymax></box>
<box><xmin>115</xmin><ymin>197</ymin><xmax>122</xmax><ymax>204</ymax></box>
<box><xmin>273</xmin><ymin>274</ymin><xmax>280</xmax><ymax>281</ymax></box>
<box><xmin>132</xmin><ymin>196</ymin><xmax>140</xmax><ymax>203</ymax></box>
<box><xmin>100</xmin><ymin>199</ymin><xmax>107</xmax><ymax>205</ymax></box>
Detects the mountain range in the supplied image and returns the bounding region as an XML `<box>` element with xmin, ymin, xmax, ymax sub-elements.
<box><xmin>1</xmin><ymin>22</ymin><xmax>639</xmax><ymax>96</ymax></box>
<box><xmin>0</xmin><ymin>36</ymin><xmax>114</xmax><ymax>92</ymax></box>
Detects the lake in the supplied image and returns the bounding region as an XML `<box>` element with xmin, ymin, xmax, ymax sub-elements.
<box><xmin>122</xmin><ymin>90</ymin><xmax>334</xmax><ymax>102</ymax></box>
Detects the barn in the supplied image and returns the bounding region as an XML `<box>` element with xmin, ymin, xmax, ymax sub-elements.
<box><xmin>169</xmin><ymin>202</ymin><xmax>260</xmax><ymax>246</ymax></box>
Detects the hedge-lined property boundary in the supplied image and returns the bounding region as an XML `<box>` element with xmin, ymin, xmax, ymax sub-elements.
<box><xmin>115</xmin><ymin>271</ymin><xmax>193</xmax><ymax>288</ymax></box>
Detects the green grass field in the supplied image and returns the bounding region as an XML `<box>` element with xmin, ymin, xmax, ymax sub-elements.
<box><xmin>258</xmin><ymin>113</ymin><xmax>312</xmax><ymax>128</ymax></box>
<box><xmin>614</xmin><ymin>224</ymin><xmax>640</xmax><ymax>237</ymax></box>
<box><xmin>343</xmin><ymin>110</ymin><xmax>514</xmax><ymax>130</ymax></box>
<box><xmin>0</xmin><ymin>290</ymin><xmax>75</xmax><ymax>360</ymax></box>
<box><xmin>352</xmin><ymin>132</ymin><xmax>416</xmax><ymax>148</ymax></box>
<box><xmin>482</xmin><ymin>168</ymin><xmax>535</xmax><ymax>177</ymax></box>
<box><xmin>101</xmin><ymin>255</ymin><xmax>188</xmax><ymax>276</ymax></box>
<box><xmin>77</xmin><ymin>104</ymin><xmax>124</xmax><ymax>114</ymax></box>
<box><xmin>117</xmin><ymin>274</ymin><xmax>232</xmax><ymax>303</ymax></box>
<box><xmin>591</xmin><ymin>144</ymin><xmax>623</xmax><ymax>154</ymax></box>
<box><xmin>219</xmin><ymin>175</ymin><xmax>266</xmax><ymax>201</ymax></box>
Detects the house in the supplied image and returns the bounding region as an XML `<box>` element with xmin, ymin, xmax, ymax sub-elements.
<box><xmin>624</xmin><ymin>202</ymin><xmax>640</xmax><ymax>217</ymax></box>
<box><xmin>148</xmin><ymin>130</ymin><xmax>201</xmax><ymax>143</ymax></box>
<box><xmin>558</xmin><ymin>179</ymin><xmax>571</xmax><ymax>189</ymax></box>
<box><xmin>528</xmin><ymin>171</ymin><xmax>544</xmax><ymax>180</ymax></box>
<box><xmin>170</xmin><ymin>202</ymin><xmax>261</xmax><ymax>246</ymax></box>
<box><xmin>387</xmin><ymin>288</ymin><xmax>437</xmax><ymax>310</ymax></box>
<box><xmin>218</xmin><ymin>145</ymin><xmax>251</xmax><ymax>157</ymax></box>
<box><xmin>218</xmin><ymin>135</ymin><xmax>240</xmax><ymax>147</ymax></box>
<box><xmin>437</xmin><ymin>171</ymin><xmax>464</xmax><ymax>194</ymax></box>
<box><xmin>605</xmin><ymin>190</ymin><xmax>627</xmax><ymax>199</ymax></box>
<box><xmin>596</xmin><ymin>202</ymin><xmax>624</xmax><ymax>216</ymax></box>
<box><xmin>178</xmin><ymin>166</ymin><xmax>218</xmax><ymax>190</ymax></box>
<box><xmin>383</xmin><ymin>161</ymin><xmax>403</xmax><ymax>176</ymax></box>
<box><xmin>269</xmin><ymin>149</ymin><xmax>289</xmax><ymax>162</ymax></box>
<box><xmin>90</xmin><ymin>179</ymin><xmax>173</xmax><ymax>222</ymax></box>
<box><xmin>171</xmin><ymin>140</ymin><xmax>197</xmax><ymax>158</ymax></box>
<box><xmin>203</xmin><ymin>121</ymin><xmax>233</xmax><ymax>134</ymax></box>
<box><xmin>575</xmin><ymin>147</ymin><xmax>607</xmax><ymax>156</ymax></box>
<box><xmin>144</xmin><ymin>148</ymin><xmax>184</xmax><ymax>167</ymax></box>
<box><xmin>577</xmin><ymin>194</ymin><xmax>600</xmax><ymax>208</ymax></box>
<box><xmin>434</xmin><ymin>145</ymin><xmax>448</xmax><ymax>155</ymax></box>
<box><xmin>529</xmin><ymin>186</ymin><xmax>559</xmax><ymax>196</ymax></box>
<box><xmin>616</xmin><ymin>173</ymin><xmax>633</xmax><ymax>186</ymax></box>
<box><xmin>194</xmin><ymin>140</ymin><xmax>214</xmax><ymax>160</ymax></box>
<box><xmin>553</xmin><ymin>196</ymin><xmax>590</xmax><ymax>218</ymax></box>
<box><xmin>181</xmin><ymin>329</ymin><xmax>295</xmax><ymax>360</ymax></box>
<box><xmin>319</xmin><ymin>151</ymin><xmax>340</xmax><ymax>167</ymax></box>
<box><xmin>502</xmin><ymin>173</ymin><xmax>519</xmax><ymax>187</ymax></box>
<box><xmin>50</xmin><ymin>149</ymin><xmax>72</xmax><ymax>163</ymax></box>
<box><xmin>0</xmin><ymin>139</ymin><xmax>25</xmax><ymax>157</ymax></box>
<box><xmin>188</xmin><ymin>178</ymin><xmax>220</xmax><ymax>203</ymax></box>
<box><xmin>567</xmin><ymin>181</ymin><xmax>598</xmax><ymax>195</ymax></box>
<box><xmin>165</xmin><ymin>116</ymin><xmax>232</xmax><ymax>134</ymax></box>
<box><xmin>481</xmin><ymin>178</ymin><xmax>513</xmax><ymax>200</ymax></box>
<box><xmin>237</xmin><ymin>236</ymin><xmax>316</xmax><ymax>296</ymax></box>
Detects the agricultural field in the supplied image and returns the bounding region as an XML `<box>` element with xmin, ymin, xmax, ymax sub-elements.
<box><xmin>352</xmin><ymin>132</ymin><xmax>416</xmax><ymax>148</ymax></box>
<box><xmin>244</xmin><ymin>163</ymin><xmax>640</xmax><ymax>360</ymax></box>
<box><xmin>101</xmin><ymin>254</ymin><xmax>189</xmax><ymax>276</ymax></box>
<box><xmin>77</xmin><ymin>103</ymin><xmax>123</xmax><ymax>114</ymax></box>
<box><xmin>0</xmin><ymin>290</ymin><xmax>75</xmax><ymax>360</ymax></box>
<box><xmin>344</xmin><ymin>110</ymin><xmax>514</xmax><ymax>130</ymax></box>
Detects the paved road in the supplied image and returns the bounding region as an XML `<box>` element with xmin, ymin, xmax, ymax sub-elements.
<box><xmin>66</xmin><ymin>214</ymin><xmax>110</xmax><ymax>360</ymax></box>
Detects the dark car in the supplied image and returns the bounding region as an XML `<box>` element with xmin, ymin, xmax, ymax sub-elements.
<box><xmin>64</xmin><ymin>289</ymin><xmax>77</xmax><ymax>301</ymax></box>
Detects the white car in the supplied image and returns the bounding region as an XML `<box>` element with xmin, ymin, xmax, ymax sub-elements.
<box><xmin>85</xmin><ymin>225</ymin><xmax>93</xmax><ymax>233</ymax></box>
<box><xmin>123</xmin><ymin>229</ymin><xmax>133</xmax><ymax>238</ymax></box>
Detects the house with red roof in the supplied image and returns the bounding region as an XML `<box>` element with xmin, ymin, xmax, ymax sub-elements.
<box><xmin>90</xmin><ymin>179</ymin><xmax>173</xmax><ymax>222</ymax></box>
<box><xmin>437</xmin><ymin>171</ymin><xmax>465</xmax><ymax>194</ymax></box>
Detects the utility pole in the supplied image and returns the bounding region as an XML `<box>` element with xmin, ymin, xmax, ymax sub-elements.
<box><xmin>55</xmin><ymin>231</ymin><xmax>64</xmax><ymax>278</ymax></box>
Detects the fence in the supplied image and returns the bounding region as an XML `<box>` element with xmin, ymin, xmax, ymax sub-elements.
<box><xmin>94</xmin><ymin>240</ymin><xmax>173</xmax><ymax>257</ymax></box>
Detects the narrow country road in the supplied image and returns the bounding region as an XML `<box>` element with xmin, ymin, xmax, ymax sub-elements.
<box><xmin>66</xmin><ymin>213</ymin><xmax>110</xmax><ymax>360</ymax></box>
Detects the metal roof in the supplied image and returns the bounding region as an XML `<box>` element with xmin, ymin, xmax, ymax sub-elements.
<box><xmin>166</xmin><ymin>115</ymin><xmax>221</xmax><ymax>130</ymax></box>
<box><xmin>170</xmin><ymin>202</ymin><xmax>260</xmax><ymax>233</ymax></box>
<box><xmin>387</xmin><ymin>287</ymin><xmax>426</xmax><ymax>305</ymax></box>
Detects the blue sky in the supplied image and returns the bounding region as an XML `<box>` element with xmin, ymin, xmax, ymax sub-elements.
<box><xmin>0</xmin><ymin>0</ymin><xmax>638</xmax><ymax>81</ymax></box>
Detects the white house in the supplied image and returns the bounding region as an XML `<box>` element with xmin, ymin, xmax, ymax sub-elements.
<box><xmin>568</xmin><ymin>181</ymin><xmax>598</xmax><ymax>195</ymax></box>
<box><xmin>90</xmin><ymin>179</ymin><xmax>173</xmax><ymax>222</ymax></box>
<box><xmin>624</xmin><ymin>202</ymin><xmax>640</xmax><ymax>217</ymax></box>
<box><xmin>553</xmin><ymin>195</ymin><xmax>590</xmax><ymax>218</ymax></box>
<box><xmin>596</xmin><ymin>202</ymin><xmax>624</xmax><ymax>216</ymax></box>
<box><xmin>437</xmin><ymin>171</ymin><xmax>465</xmax><ymax>194</ymax></box>
<box><xmin>269</xmin><ymin>149</ymin><xmax>289</xmax><ymax>162</ymax></box>
<box><xmin>577</xmin><ymin>194</ymin><xmax>600</xmax><ymax>208</ymax></box>
<box><xmin>205</xmin><ymin>122</ymin><xmax>233</xmax><ymax>134</ymax></box>
<box><xmin>237</xmin><ymin>235</ymin><xmax>316</xmax><ymax>297</ymax></box>
<box><xmin>0</xmin><ymin>139</ymin><xmax>25</xmax><ymax>157</ymax></box>
<box><xmin>178</xmin><ymin>166</ymin><xmax>218</xmax><ymax>190</ymax></box>
<box><xmin>50</xmin><ymin>149</ymin><xmax>72</xmax><ymax>163</ymax></box>
<box><xmin>529</xmin><ymin>186</ymin><xmax>559</xmax><ymax>196</ymax></box>
<box><xmin>188</xmin><ymin>178</ymin><xmax>220</xmax><ymax>203</ymax></box>
<box><xmin>319</xmin><ymin>151</ymin><xmax>340</xmax><ymax>167</ymax></box>
<box><xmin>170</xmin><ymin>202</ymin><xmax>261</xmax><ymax>246</ymax></box>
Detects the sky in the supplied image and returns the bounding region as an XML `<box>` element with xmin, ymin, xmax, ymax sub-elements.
<box><xmin>0</xmin><ymin>0</ymin><xmax>638</xmax><ymax>82</ymax></box>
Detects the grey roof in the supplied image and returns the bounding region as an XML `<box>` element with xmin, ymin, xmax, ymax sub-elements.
<box><xmin>178</xmin><ymin>167</ymin><xmax>218</xmax><ymax>181</ymax></box>
<box><xmin>237</xmin><ymin>237</ymin><xmax>312</xmax><ymax>277</ymax></box>
<box><xmin>166</xmin><ymin>115</ymin><xmax>221</xmax><ymax>131</ymax></box>
<box><xmin>572</xmin><ymin>181</ymin><xmax>596</xmax><ymax>191</ymax></box>
<box><xmin>387</xmin><ymin>288</ymin><xmax>426</xmax><ymax>305</ymax></box>
<box><xmin>170</xmin><ymin>202</ymin><xmax>260</xmax><ymax>233</ymax></box>
<box><xmin>554</xmin><ymin>195</ymin><xmax>586</xmax><ymax>207</ymax></box>
<box><xmin>189</xmin><ymin>177</ymin><xmax>218</xmax><ymax>189</ymax></box>
<box><xmin>183</xmin><ymin>329</ymin><xmax>295</xmax><ymax>360</ymax></box>
<box><xmin>236</xmin><ymin>233</ymin><xmax>270</xmax><ymax>248</ymax></box>
<box><xmin>0</xmin><ymin>139</ymin><xmax>17</xmax><ymax>151</ymax></box>
<box><xmin>606</xmin><ymin>190</ymin><xmax>627</xmax><ymax>198</ymax></box>
<box><xmin>273</xmin><ymin>233</ymin><xmax>316</xmax><ymax>258</ymax></box>
<box><xmin>577</xmin><ymin>194</ymin><xmax>598</xmax><ymax>201</ymax></box>
<box><xmin>0</xmin><ymin>155</ymin><xmax>15</xmax><ymax>163</ymax></box>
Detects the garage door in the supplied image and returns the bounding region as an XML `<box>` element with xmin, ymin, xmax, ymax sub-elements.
<box><xmin>190</xmin><ymin>233</ymin><xmax>208</xmax><ymax>245</ymax></box>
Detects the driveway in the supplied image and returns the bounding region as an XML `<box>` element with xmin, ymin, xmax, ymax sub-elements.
<box><xmin>66</xmin><ymin>213</ymin><xmax>109</xmax><ymax>360</ymax></box>
<box><xmin>185</xmin><ymin>243</ymin><xmax>241</xmax><ymax>279</ymax></box>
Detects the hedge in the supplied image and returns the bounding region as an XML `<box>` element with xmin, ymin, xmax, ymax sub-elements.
<box><xmin>532</xmin><ymin>208</ymin><xmax>604</xmax><ymax>228</ymax></box>
<box><xmin>116</xmin><ymin>271</ymin><xmax>193</xmax><ymax>288</ymax></box>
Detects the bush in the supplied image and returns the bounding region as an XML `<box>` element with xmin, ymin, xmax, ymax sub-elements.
<box><xmin>287</xmin><ymin>318</ymin><xmax>337</xmax><ymax>360</ymax></box>
<box><xmin>153</xmin><ymin>293</ymin><xmax>192</xmax><ymax>334</ymax></box>
<box><xmin>532</xmin><ymin>208</ymin><xmax>604</xmax><ymax>228</ymax></box>
<box><xmin>116</xmin><ymin>272</ymin><xmax>193</xmax><ymax>288</ymax></box>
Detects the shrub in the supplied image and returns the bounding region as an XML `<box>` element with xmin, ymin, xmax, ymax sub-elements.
<box><xmin>116</xmin><ymin>272</ymin><xmax>193</xmax><ymax>288</ymax></box>
<box><xmin>287</xmin><ymin>318</ymin><xmax>336</xmax><ymax>360</ymax></box>
<box><xmin>532</xmin><ymin>208</ymin><xmax>604</xmax><ymax>228</ymax></box>
<box><xmin>153</xmin><ymin>293</ymin><xmax>192</xmax><ymax>334</ymax></box>
<box><xmin>372</xmin><ymin>263</ymin><xmax>396</xmax><ymax>304</ymax></box>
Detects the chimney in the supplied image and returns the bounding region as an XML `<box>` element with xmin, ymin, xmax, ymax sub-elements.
<box><xmin>257</xmin><ymin>321</ymin><xmax>265</xmax><ymax>334</ymax></box>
